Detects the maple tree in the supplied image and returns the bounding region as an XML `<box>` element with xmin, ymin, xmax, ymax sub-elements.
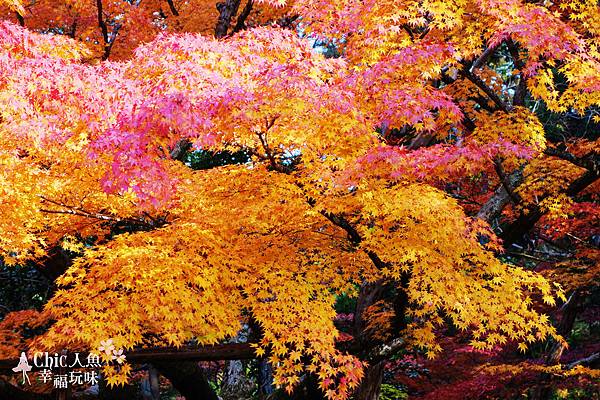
<box><xmin>0</xmin><ymin>0</ymin><xmax>598</xmax><ymax>398</ymax></box>
<box><xmin>0</xmin><ymin>0</ymin><xmax>291</xmax><ymax>59</ymax></box>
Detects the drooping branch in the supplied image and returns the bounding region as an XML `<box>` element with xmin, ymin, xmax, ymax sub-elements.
<box><xmin>565</xmin><ymin>168</ymin><xmax>599</xmax><ymax>197</ymax></box>
<box><xmin>0</xmin><ymin>344</ymin><xmax>257</xmax><ymax>372</ymax></box>
<box><xmin>567</xmin><ymin>352</ymin><xmax>600</xmax><ymax>369</ymax></box>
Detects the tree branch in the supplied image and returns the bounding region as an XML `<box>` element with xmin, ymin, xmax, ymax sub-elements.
<box><xmin>16</xmin><ymin>12</ymin><xmax>24</xmax><ymax>27</ymax></box>
<box><xmin>461</xmin><ymin>63</ymin><xmax>513</xmax><ymax>113</ymax></box>
<box><xmin>567</xmin><ymin>352</ymin><xmax>600</xmax><ymax>369</ymax></box>
<box><xmin>102</xmin><ymin>22</ymin><xmax>122</xmax><ymax>61</ymax></box>
<box><xmin>472</xmin><ymin>42</ymin><xmax>501</xmax><ymax>70</ymax></box>
<box><xmin>493</xmin><ymin>157</ymin><xmax>521</xmax><ymax>204</ymax></box>
<box><xmin>0</xmin><ymin>344</ymin><xmax>258</xmax><ymax>373</ymax></box>
<box><xmin>544</xmin><ymin>147</ymin><xmax>599</xmax><ymax>175</ymax></box>
<box><xmin>232</xmin><ymin>0</ymin><xmax>253</xmax><ymax>34</ymax></box>
<box><xmin>317</xmin><ymin>211</ymin><xmax>391</xmax><ymax>271</ymax></box>
<box><xmin>166</xmin><ymin>0</ymin><xmax>179</xmax><ymax>16</ymax></box>
<box><xmin>476</xmin><ymin>169</ymin><xmax>522</xmax><ymax>224</ymax></box>
<box><xmin>507</xmin><ymin>39</ymin><xmax>527</xmax><ymax>106</ymax></box>
<box><xmin>501</xmin><ymin>169</ymin><xmax>598</xmax><ymax>246</ymax></box>
<box><xmin>96</xmin><ymin>0</ymin><xmax>108</xmax><ymax>45</ymax></box>
<box><xmin>39</xmin><ymin>196</ymin><xmax>157</xmax><ymax>230</ymax></box>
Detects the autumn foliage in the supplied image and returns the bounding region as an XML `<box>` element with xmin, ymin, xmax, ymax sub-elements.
<box><xmin>0</xmin><ymin>0</ymin><xmax>598</xmax><ymax>398</ymax></box>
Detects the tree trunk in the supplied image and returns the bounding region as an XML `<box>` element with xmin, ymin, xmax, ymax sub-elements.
<box><xmin>221</xmin><ymin>324</ymin><xmax>255</xmax><ymax>399</ymax></box>
<box><xmin>352</xmin><ymin>362</ymin><xmax>384</xmax><ymax>400</ymax></box>
<box><xmin>532</xmin><ymin>291</ymin><xmax>582</xmax><ymax>400</ymax></box>
<box><xmin>290</xmin><ymin>375</ymin><xmax>325</xmax><ymax>400</ymax></box>
<box><xmin>221</xmin><ymin>358</ymin><xmax>254</xmax><ymax>400</ymax></box>
<box><xmin>153</xmin><ymin>361</ymin><xmax>218</xmax><ymax>400</ymax></box>
<box><xmin>215</xmin><ymin>0</ymin><xmax>242</xmax><ymax>38</ymax></box>
<box><xmin>546</xmin><ymin>291</ymin><xmax>581</xmax><ymax>365</ymax></box>
<box><xmin>141</xmin><ymin>366</ymin><xmax>160</xmax><ymax>400</ymax></box>
<box><xmin>352</xmin><ymin>282</ymin><xmax>386</xmax><ymax>349</ymax></box>
<box><xmin>350</xmin><ymin>283</ymin><xmax>386</xmax><ymax>398</ymax></box>
<box><xmin>257</xmin><ymin>358</ymin><xmax>274</xmax><ymax>399</ymax></box>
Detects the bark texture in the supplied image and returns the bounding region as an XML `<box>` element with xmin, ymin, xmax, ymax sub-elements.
<box><xmin>153</xmin><ymin>361</ymin><xmax>218</xmax><ymax>400</ymax></box>
<box><xmin>352</xmin><ymin>362</ymin><xmax>384</xmax><ymax>400</ymax></box>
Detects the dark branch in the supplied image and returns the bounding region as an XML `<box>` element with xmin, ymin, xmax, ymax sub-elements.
<box><xmin>476</xmin><ymin>169</ymin><xmax>523</xmax><ymax>224</ymax></box>
<box><xmin>318</xmin><ymin>210</ymin><xmax>395</xmax><ymax>273</ymax></box>
<box><xmin>69</xmin><ymin>19</ymin><xmax>78</xmax><ymax>38</ymax></box>
<box><xmin>102</xmin><ymin>22</ymin><xmax>122</xmax><ymax>61</ymax></box>
<box><xmin>507</xmin><ymin>39</ymin><xmax>527</xmax><ymax>106</ymax></box>
<box><xmin>501</xmin><ymin>169</ymin><xmax>598</xmax><ymax>246</ymax></box>
<box><xmin>493</xmin><ymin>157</ymin><xmax>521</xmax><ymax>204</ymax></box>
<box><xmin>166</xmin><ymin>0</ymin><xmax>179</xmax><ymax>16</ymax></box>
<box><xmin>215</xmin><ymin>0</ymin><xmax>242</xmax><ymax>38</ymax></box>
<box><xmin>471</xmin><ymin>42</ymin><xmax>501</xmax><ymax>70</ymax></box>
<box><xmin>232</xmin><ymin>0</ymin><xmax>253</xmax><ymax>33</ymax></box>
<box><xmin>461</xmin><ymin>63</ymin><xmax>513</xmax><ymax>113</ymax></box>
<box><xmin>96</xmin><ymin>0</ymin><xmax>108</xmax><ymax>45</ymax></box>
<box><xmin>0</xmin><ymin>344</ymin><xmax>257</xmax><ymax>372</ymax></box>
<box><xmin>39</xmin><ymin>196</ymin><xmax>157</xmax><ymax>230</ymax></box>
<box><xmin>544</xmin><ymin>147</ymin><xmax>599</xmax><ymax>175</ymax></box>
<box><xmin>16</xmin><ymin>12</ymin><xmax>24</xmax><ymax>27</ymax></box>
<box><xmin>567</xmin><ymin>352</ymin><xmax>600</xmax><ymax>369</ymax></box>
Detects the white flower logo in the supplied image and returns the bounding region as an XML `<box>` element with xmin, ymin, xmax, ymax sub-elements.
<box><xmin>112</xmin><ymin>348</ymin><xmax>126</xmax><ymax>364</ymax></box>
<box><xmin>98</xmin><ymin>339</ymin><xmax>115</xmax><ymax>357</ymax></box>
